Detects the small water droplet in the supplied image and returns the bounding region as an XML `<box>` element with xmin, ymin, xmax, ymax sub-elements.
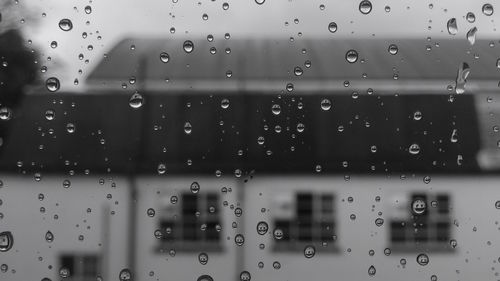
<box><xmin>184</xmin><ymin>122</ymin><xmax>192</xmax><ymax>134</ymax></box>
<box><xmin>413</xmin><ymin>110</ymin><xmax>422</xmax><ymax>120</ymax></box>
<box><xmin>84</xmin><ymin>5</ymin><xmax>92</xmax><ymax>14</ymax></box>
<box><xmin>416</xmin><ymin>253</ymin><xmax>429</xmax><ymax>266</ymax></box>
<box><xmin>59</xmin><ymin>267</ymin><xmax>70</xmax><ymax>278</ymax></box>
<box><xmin>466</xmin><ymin>12</ymin><xmax>475</xmax><ymax>23</ymax></box>
<box><xmin>66</xmin><ymin>123</ymin><xmax>76</xmax><ymax>134</ymax></box>
<box><xmin>45</xmin><ymin>231</ymin><xmax>54</xmax><ymax>243</ymax></box>
<box><xmin>235</xmin><ymin>234</ymin><xmax>245</xmax><ymax>246</ymax></box>
<box><xmin>368</xmin><ymin>265</ymin><xmax>376</xmax><ymax>276</ymax></box>
<box><xmin>321</xmin><ymin>99</ymin><xmax>332</xmax><ymax>111</ymax></box>
<box><xmin>409</xmin><ymin>143</ymin><xmax>420</xmax><ymax>155</ymax></box>
<box><xmin>455</xmin><ymin>62</ymin><xmax>470</xmax><ymax>94</ymax></box>
<box><xmin>303</xmin><ymin>245</ymin><xmax>315</xmax><ymax>258</ymax></box>
<box><xmin>240</xmin><ymin>271</ymin><xmax>251</xmax><ymax>281</ymax></box>
<box><xmin>221</xmin><ymin>98</ymin><xmax>230</xmax><ymax>109</ymax></box>
<box><xmin>482</xmin><ymin>3</ymin><xmax>494</xmax><ymax>16</ymax></box>
<box><xmin>328</xmin><ymin>22</ymin><xmax>337</xmax><ymax>33</ymax></box>
<box><xmin>159</xmin><ymin>52</ymin><xmax>170</xmax><ymax>63</ymax></box>
<box><xmin>0</xmin><ymin>231</ymin><xmax>14</xmax><ymax>252</ymax></box>
<box><xmin>388</xmin><ymin>44</ymin><xmax>398</xmax><ymax>55</ymax></box>
<box><xmin>450</xmin><ymin>129</ymin><xmax>458</xmax><ymax>143</ymax></box>
<box><xmin>197</xmin><ymin>275</ymin><xmax>214</xmax><ymax>281</ymax></box>
<box><xmin>190</xmin><ymin>181</ymin><xmax>200</xmax><ymax>194</ymax></box>
<box><xmin>198</xmin><ymin>252</ymin><xmax>208</xmax><ymax>265</ymax></box>
<box><xmin>147</xmin><ymin>208</ymin><xmax>155</xmax><ymax>217</ymax></box>
<box><xmin>466</xmin><ymin>27</ymin><xmax>477</xmax><ymax>45</ymax></box>
<box><xmin>119</xmin><ymin>268</ymin><xmax>132</xmax><ymax>281</ymax></box>
<box><xmin>0</xmin><ymin>107</ymin><xmax>12</xmax><ymax>121</ymax></box>
<box><xmin>256</xmin><ymin>221</ymin><xmax>269</xmax><ymax>235</ymax></box>
<box><xmin>157</xmin><ymin>163</ymin><xmax>166</xmax><ymax>175</ymax></box>
<box><xmin>255</xmin><ymin>0</ymin><xmax>265</xmax><ymax>5</ymax></box>
<box><xmin>412</xmin><ymin>198</ymin><xmax>427</xmax><ymax>215</ymax></box>
<box><xmin>222</xmin><ymin>2</ymin><xmax>229</xmax><ymax>10</ymax></box>
<box><xmin>271</xmin><ymin>104</ymin><xmax>281</xmax><ymax>115</ymax></box>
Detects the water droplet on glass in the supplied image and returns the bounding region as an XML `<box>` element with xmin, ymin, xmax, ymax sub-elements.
<box><xmin>129</xmin><ymin>92</ymin><xmax>144</xmax><ymax>109</ymax></box>
<box><xmin>345</xmin><ymin>49</ymin><xmax>358</xmax><ymax>63</ymax></box>
<box><xmin>447</xmin><ymin>18</ymin><xmax>458</xmax><ymax>35</ymax></box>
<box><xmin>271</xmin><ymin>104</ymin><xmax>281</xmax><ymax>115</ymax></box>
<box><xmin>256</xmin><ymin>221</ymin><xmax>269</xmax><ymax>235</ymax></box>
<box><xmin>240</xmin><ymin>271</ymin><xmax>251</xmax><ymax>281</ymax></box>
<box><xmin>159</xmin><ymin>52</ymin><xmax>170</xmax><ymax>63</ymax></box>
<box><xmin>0</xmin><ymin>231</ymin><xmax>13</xmax><ymax>252</ymax></box>
<box><xmin>58</xmin><ymin>19</ymin><xmax>73</xmax><ymax>31</ymax></box>
<box><xmin>66</xmin><ymin>123</ymin><xmax>76</xmax><ymax>134</ymax></box>
<box><xmin>84</xmin><ymin>5</ymin><xmax>92</xmax><ymax>14</ymax></box>
<box><xmin>190</xmin><ymin>181</ymin><xmax>200</xmax><ymax>194</ymax></box>
<box><xmin>221</xmin><ymin>98</ymin><xmax>230</xmax><ymax>109</ymax></box>
<box><xmin>413</xmin><ymin>110</ymin><xmax>422</xmax><ymax>120</ymax></box>
<box><xmin>455</xmin><ymin>62</ymin><xmax>470</xmax><ymax>94</ymax></box>
<box><xmin>466</xmin><ymin>12</ymin><xmax>475</xmax><ymax>23</ymax></box>
<box><xmin>222</xmin><ymin>2</ymin><xmax>229</xmax><ymax>10</ymax></box>
<box><xmin>46</xmin><ymin>77</ymin><xmax>60</xmax><ymax>92</ymax></box>
<box><xmin>416</xmin><ymin>253</ymin><xmax>429</xmax><ymax>266</ymax></box>
<box><xmin>359</xmin><ymin>0</ymin><xmax>372</xmax><ymax>14</ymax></box>
<box><xmin>184</xmin><ymin>122</ymin><xmax>192</xmax><ymax>134</ymax></box>
<box><xmin>59</xmin><ymin>267</ymin><xmax>70</xmax><ymax>278</ymax></box>
<box><xmin>388</xmin><ymin>44</ymin><xmax>398</xmax><ymax>55</ymax></box>
<box><xmin>0</xmin><ymin>107</ymin><xmax>12</xmax><ymax>121</ymax></box>
<box><xmin>368</xmin><ymin>265</ymin><xmax>376</xmax><ymax>276</ymax></box>
<box><xmin>198</xmin><ymin>252</ymin><xmax>209</xmax><ymax>265</ymax></box>
<box><xmin>45</xmin><ymin>231</ymin><xmax>54</xmax><ymax>243</ymax></box>
<box><xmin>119</xmin><ymin>268</ymin><xmax>132</xmax><ymax>281</ymax></box>
<box><xmin>45</xmin><ymin>109</ymin><xmax>55</xmax><ymax>120</ymax></box>
<box><xmin>321</xmin><ymin>99</ymin><xmax>332</xmax><ymax>111</ymax></box>
<box><xmin>466</xmin><ymin>27</ymin><xmax>477</xmax><ymax>45</ymax></box>
<box><xmin>482</xmin><ymin>3</ymin><xmax>494</xmax><ymax>16</ymax></box>
<box><xmin>412</xmin><ymin>198</ymin><xmax>427</xmax><ymax>215</ymax></box>
<box><xmin>147</xmin><ymin>208</ymin><xmax>155</xmax><ymax>217</ymax></box>
<box><xmin>294</xmin><ymin>66</ymin><xmax>303</xmax><ymax>76</ymax></box>
<box><xmin>50</xmin><ymin>41</ymin><xmax>58</xmax><ymax>48</ymax></box>
<box><xmin>183</xmin><ymin>40</ymin><xmax>194</xmax><ymax>53</ymax></box>
<box><xmin>235</xmin><ymin>234</ymin><xmax>245</xmax><ymax>246</ymax></box>
<box><xmin>255</xmin><ymin>0</ymin><xmax>265</xmax><ymax>5</ymax></box>
<box><xmin>328</xmin><ymin>22</ymin><xmax>337</xmax><ymax>33</ymax></box>
<box><xmin>409</xmin><ymin>143</ymin><xmax>420</xmax><ymax>155</ymax></box>
<box><xmin>62</xmin><ymin>179</ymin><xmax>71</xmax><ymax>188</ymax></box>
<box><xmin>375</xmin><ymin>218</ymin><xmax>384</xmax><ymax>226</ymax></box>
<box><xmin>197</xmin><ymin>275</ymin><xmax>214</xmax><ymax>281</ymax></box>
<box><xmin>450</xmin><ymin>129</ymin><xmax>458</xmax><ymax>143</ymax></box>
<box><xmin>157</xmin><ymin>163</ymin><xmax>166</xmax><ymax>175</ymax></box>
<box><xmin>303</xmin><ymin>245</ymin><xmax>315</xmax><ymax>258</ymax></box>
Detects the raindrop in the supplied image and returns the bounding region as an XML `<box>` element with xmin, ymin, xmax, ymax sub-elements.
<box><xmin>359</xmin><ymin>0</ymin><xmax>372</xmax><ymax>14</ymax></box>
<box><xmin>273</xmin><ymin>228</ymin><xmax>284</xmax><ymax>240</ymax></box>
<box><xmin>273</xmin><ymin>261</ymin><xmax>281</xmax><ymax>269</ymax></box>
<box><xmin>198</xmin><ymin>252</ymin><xmax>208</xmax><ymax>265</ymax></box>
<box><xmin>190</xmin><ymin>181</ymin><xmax>200</xmax><ymax>194</ymax></box>
<box><xmin>328</xmin><ymin>22</ymin><xmax>337</xmax><ymax>33</ymax></box>
<box><xmin>46</xmin><ymin>77</ymin><xmax>60</xmax><ymax>92</ymax></box>
<box><xmin>59</xmin><ymin>267</ymin><xmax>70</xmax><ymax>278</ymax></box>
<box><xmin>345</xmin><ymin>49</ymin><xmax>358</xmax><ymax>63</ymax></box>
<box><xmin>184</xmin><ymin>122</ymin><xmax>192</xmax><ymax>134</ymax></box>
<box><xmin>496</xmin><ymin>58</ymin><xmax>500</xmax><ymax>69</ymax></box>
<box><xmin>466</xmin><ymin>27</ymin><xmax>477</xmax><ymax>45</ymax></box>
<box><xmin>84</xmin><ymin>5</ymin><xmax>92</xmax><ymax>14</ymax></box>
<box><xmin>255</xmin><ymin>0</ymin><xmax>265</xmax><ymax>5</ymax></box>
<box><xmin>235</xmin><ymin>234</ymin><xmax>245</xmax><ymax>246</ymax></box>
<box><xmin>45</xmin><ymin>231</ymin><xmax>54</xmax><ymax>243</ymax></box>
<box><xmin>256</xmin><ymin>221</ymin><xmax>269</xmax><ymax>235</ymax></box>
<box><xmin>294</xmin><ymin>66</ymin><xmax>303</xmax><ymax>76</ymax></box>
<box><xmin>222</xmin><ymin>2</ymin><xmax>229</xmax><ymax>10</ymax></box>
<box><xmin>409</xmin><ymin>143</ymin><xmax>420</xmax><ymax>155</ymax></box>
<box><xmin>388</xmin><ymin>44</ymin><xmax>398</xmax><ymax>55</ymax></box>
<box><xmin>240</xmin><ymin>271</ymin><xmax>251</xmax><ymax>281</ymax></box>
<box><xmin>221</xmin><ymin>98</ymin><xmax>230</xmax><ymax>109</ymax></box>
<box><xmin>197</xmin><ymin>275</ymin><xmax>214</xmax><ymax>281</ymax></box>
<box><xmin>66</xmin><ymin>123</ymin><xmax>76</xmax><ymax>134</ymax></box>
<box><xmin>58</xmin><ymin>19</ymin><xmax>73</xmax><ymax>31</ymax></box>
<box><xmin>157</xmin><ymin>163</ymin><xmax>166</xmax><ymax>175</ymax></box>
<box><xmin>450</xmin><ymin>129</ymin><xmax>458</xmax><ymax>143</ymax></box>
<box><xmin>423</xmin><ymin>175</ymin><xmax>431</xmax><ymax>184</ymax></box>
<box><xmin>159</xmin><ymin>52</ymin><xmax>170</xmax><ymax>63</ymax></box>
<box><xmin>129</xmin><ymin>92</ymin><xmax>144</xmax><ymax>109</ymax></box>
<box><xmin>147</xmin><ymin>208</ymin><xmax>155</xmax><ymax>217</ymax></box>
<box><xmin>303</xmin><ymin>245</ymin><xmax>315</xmax><ymax>258</ymax></box>
<box><xmin>375</xmin><ymin>218</ymin><xmax>384</xmax><ymax>226</ymax></box>
<box><xmin>50</xmin><ymin>41</ymin><xmax>58</xmax><ymax>48</ymax></box>
<box><xmin>466</xmin><ymin>12</ymin><xmax>475</xmax><ymax>23</ymax></box>
<box><xmin>0</xmin><ymin>264</ymin><xmax>7</xmax><ymax>273</ymax></box>
<box><xmin>416</xmin><ymin>253</ymin><xmax>429</xmax><ymax>266</ymax></box>
<box><xmin>412</xmin><ymin>198</ymin><xmax>427</xmax><ymax>215</ymax></box>
<box><xmin>119</xmin><ymin>268</ymin><xmax>132</xmax><ymax>281</ymax></box>
<box><xmin>271</xmin><ymin>104</ymin><xmax>281</xmax><ymax>115</ymax></box>
<box><xmin>447</xmin><ymin>18</ymin><xmax>458</xmax><ymax>35</ymax></box>
<box><xmin>183</xmin><ymin>40</ymin><xmax>194</xmax><ymax>53</ymax></box>
<box><xmin>482</xmin><ymin>3</ymin><xmax>494</xmax><ymax>16</ymax></box>
<box><xmin>0</xmin><ymin>107</ymin><xmax>12</xmax><ymax>121</ymax></box>
<box><xmin>413</xmin><ymin>110</ymin><xmax>422</xmax><ymax>120</ymax></box>
<box><xmin>45</xmin><ymin>110</ymin><xmax>55</xmax><ymax>121</ymax></box>
<box><xmin>455</xmin><ymin>62</ymin><xmax>470</xmax><ymax>94</ymax></box>
<box><xmin>321</xmin><ymin>99</ymin><xmax>332</xmax><ymax>111</ymax></box>
<box><xmin>0</xmin><ymin>231</ymin><xmax>13</xmax><ymax>252</ymax></box>
<box><xmin>368</xmin><ymin>265</ymin><xmax>376</xmax><ymax>276</ymax></box>
<box><xmin>62</xmin><ymin>179</ymin><xmax>71</xmax><ymax>188</ymax></box>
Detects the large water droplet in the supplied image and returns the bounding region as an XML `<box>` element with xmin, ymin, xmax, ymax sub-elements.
<box><xmin>46</xmin><ymin>77</ymin><xmax>60</xmax><ymax>92</ymax></box>
<box><xmin>345</xmin><ymin>49</ymin><xmax>358</xmax><ymax>63</ymax></box>
<box><xmin>58</xmin><ymin>19</ymin><xmax>73</xmax><ymax>31</ymax></box>
<box><xmin>0</xmin><ymin>231</ymin><xmax>13</xmax><ymax>252</ymax></box>
<box><xmin>447</xmin><ymin>18</ymin><xmax>458</xmax><ymax>35</ymax></box>
<box><xmin>482</xmin><ymin>3</ymin><xmax>494</xmax><ymax>16</ymax></box>
<box><xmin>466</xmin><ymin>27</ymin><xmax>477</xmax><ymax>45</ymax></box>
<box><xmin>183</xmin><ymin>40</ymin><xmax>194</xmax><ymax>53</ymax></box>
<box><xmin>455</xmin><ymin>62</ymin><xmax>470</xmax><ymax>94</ymax></box>
<box><xmin>328</xmin><ymin>22</ymin><xmax>337</xmax><ymax>33</ymax></box>
<box><xmin>119</xmin><ymin>268</ymin><xmax>132</xmax><ymax>281</ymax></box>
<box><xmin>359</xmin><ymin>0</ymin><xmax>372</xmax><ymax>14</ymax></box>
<box><xmin>129</xmin><ymin>92</ymin><xmax>144</xmax><ymax>109</ymax></box>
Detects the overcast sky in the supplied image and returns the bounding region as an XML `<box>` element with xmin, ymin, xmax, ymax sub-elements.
<box><xmin>16</xmin><ymin>0</ymin><xmax>500</xmax><ymax>92</ymax></box>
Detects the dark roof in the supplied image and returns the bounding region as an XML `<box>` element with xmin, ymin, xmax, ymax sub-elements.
<box><xmin>0</xmin><ymin>93</ymin><xmax>481</xmax><ymax>174</ymax></box>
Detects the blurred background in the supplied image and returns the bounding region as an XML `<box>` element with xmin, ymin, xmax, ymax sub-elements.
<box><xmin>1</xmin><ymin>1</ymin><xmax>500</xmax><ymax>281</ymax></box>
